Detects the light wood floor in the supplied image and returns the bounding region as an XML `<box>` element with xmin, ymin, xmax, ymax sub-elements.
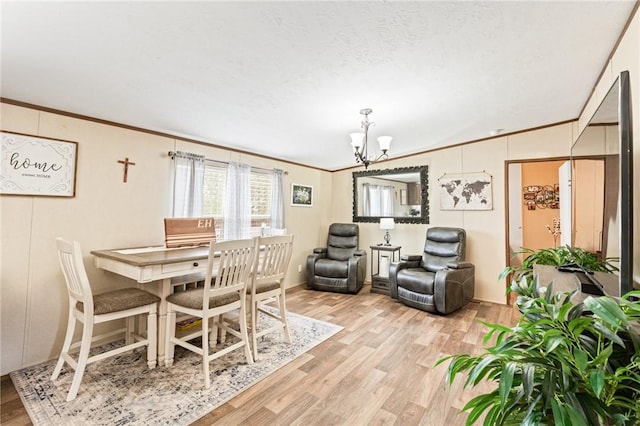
<box><xmin>1</xmin><ymin>284</ymin><xmax>517</xmax><ymax>426</ymax></box>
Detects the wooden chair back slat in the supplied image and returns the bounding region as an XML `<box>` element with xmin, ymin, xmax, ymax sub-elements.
<box><xmin>56</xmin><ymin>238</ymin><xmax>93</xmax><ymax>313</ymax></box>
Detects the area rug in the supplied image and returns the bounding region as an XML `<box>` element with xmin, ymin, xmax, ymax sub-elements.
<box><xmin>10</xmin><ymin>310</ymin><xmax>342</xmax><ymax>426</ymax></box>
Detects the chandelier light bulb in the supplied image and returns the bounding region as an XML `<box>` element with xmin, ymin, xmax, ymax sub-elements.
<box><xmin>377</xmin><ymin>136</ymin><xmax>392</xmax><ymax>152</ymax></box>
<box><xmin>350</xmin><ymin>132</ymin><xmax>365</xmax><ymax>152</ymax></box>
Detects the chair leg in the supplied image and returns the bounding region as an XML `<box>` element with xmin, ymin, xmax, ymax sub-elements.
<box><xmin>218</xmin><ymin>314</ymin><xmax>227</xmax><ymax>344</ymax></box>
<box><xmin>202</xmin><ymin>314</ymin><xmax>211</xmax><ymax>389</ymax></box>
<box><xmin>125</xmin><ymin>316</ymin><xmax>134</xmax><ymax>345</ymax></box>
<box><xmin>147</xmin><ymin>306</ymin><xmax>157</xmax><ymax>369</ymax></box>
<box><xmin>209</xmin><ymin>316</ymin><xmax>218</xmax><ymax>349</ymax></box>
<box><xmin>278</xmin><ymin>294</ymin><xmax>292</xmax><ymax>344</ymax></box>
<box><xmin>164</xmin><ymin>307</ymin><xmax>176</xmax><ymax>367</ymax></box>
<box><xmin>66</xmin><ymin>320</ymin><xmax>93</xmax><ymax>402</ymax></box>
<box><xmin>51</xmin><ymin>309</ymin><xmax>76</xmax><ymax>381</ymax></box>
<box><xmin>240</xmin><ymin>297</ymin><xmax>254</xmax><ymax>365</ymax></box>
<box><xmin>251</xmin><ymin>299</ymin><xmax>258</xmax><ymax>360</ymax></box>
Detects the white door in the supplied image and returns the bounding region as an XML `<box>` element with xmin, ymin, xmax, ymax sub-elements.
<box><xmin>508</xmin><ymin>163</ymin><xmax>523</xmax><ymax>263</ymax></box>
<box><xmin>559</xmin><ymin>161</ymin><xmax>572</xmax><ymax>247</ymax></box>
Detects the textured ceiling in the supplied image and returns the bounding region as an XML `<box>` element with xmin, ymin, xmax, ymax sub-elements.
<box><xmin>1</xmin><ymin>1</ymin><xmax>636</xmax><ymax>171</ymax></box>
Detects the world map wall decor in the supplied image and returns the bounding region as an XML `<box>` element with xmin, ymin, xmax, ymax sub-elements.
<box><xmin>438</xmin><ymin>172</ymin><xmax>492</xmax><ymax>210</ymax></box>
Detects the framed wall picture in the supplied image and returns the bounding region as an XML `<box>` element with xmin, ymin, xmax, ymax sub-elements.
<box><xmin>291</xmin><ymin>183</ymin><xmax>313</xmax><ymax>207</ymax></box>
<box><xmin>1</xmin><ymin>132</ymin><xmax>78</xmax><ymax>197</ymax></box>
<box><xmin>439</xmin><ymin>172</ymin><xmax>492</xmax><ymax>210</ymax></box>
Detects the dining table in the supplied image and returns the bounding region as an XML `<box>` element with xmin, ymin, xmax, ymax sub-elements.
<box><xmin>91</xmin><ymin>245</ymin><xmax>211</xmax><ymax>364</ymax></box>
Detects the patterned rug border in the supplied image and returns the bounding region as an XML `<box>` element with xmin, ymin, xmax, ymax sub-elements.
<box><xmin>10</xmin><ymin>310</ymin><xmax>342</xmax><ymax>426</ymax></box>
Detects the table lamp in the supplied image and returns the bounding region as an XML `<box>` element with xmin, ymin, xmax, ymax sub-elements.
<box><xmin>379</xmin><ymin>218</ymin><xmax>395</xmax><ymax>246</ymax></box>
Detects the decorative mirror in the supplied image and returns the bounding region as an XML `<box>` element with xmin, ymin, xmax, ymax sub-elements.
<box><xmin>352</xmin><ymin>166</ymin><xmax>429</xmax><ymax>224</ymax></box>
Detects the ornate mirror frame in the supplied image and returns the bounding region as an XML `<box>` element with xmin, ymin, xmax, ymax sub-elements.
<box><xmin>352</xmin><ymin>165</ymin><xmax>429</xmax><ymax>224</ymax></box>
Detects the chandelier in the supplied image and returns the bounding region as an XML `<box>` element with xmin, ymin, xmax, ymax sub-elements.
<box><xmin>350</xmin><ymin>108</ymin><xmax>392</xmax><ymax>169</ymax></box>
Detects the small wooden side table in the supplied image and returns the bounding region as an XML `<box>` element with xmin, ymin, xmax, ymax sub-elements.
<box><xmin>369</xmin><ymin>245</ymin><xmax>401</xmax><ymax>295</ymax></box>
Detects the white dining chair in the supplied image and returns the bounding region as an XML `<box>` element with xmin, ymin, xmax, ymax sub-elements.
<box><xmin>261</xmin><ymin>227</ymin><xmax>287</xmax><ymax>237</ymax></box>
<box><xmin>51</xmin><ymin>238</ymin><xmax>160</xmax><ymax>401</ymax></box>
<box><xmin>164</xmin><ymin>238</ymin><xmax>257</xmax><ymax>389</ymax></box>
<box><xmin>248</xmin><ymin>234</ymin><xmax>295</xmax><ymax>360</ymax></box>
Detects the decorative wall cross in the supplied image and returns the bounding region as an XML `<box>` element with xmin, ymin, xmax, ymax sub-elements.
<box><xmin>117</xmin><ymin>157</ymin><xmax>136</xmax><ymax>183</ymax></box>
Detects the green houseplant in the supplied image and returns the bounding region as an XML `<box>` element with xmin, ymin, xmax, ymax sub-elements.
<box><xmin>499</xmin><ymin>245</ymin><xmax>619</xmax><ymax>284</ymax></box>
<box><xmin>436</xmin><ymin>277</ymin><xmax>640</xmax><ymax>425</ymax></box>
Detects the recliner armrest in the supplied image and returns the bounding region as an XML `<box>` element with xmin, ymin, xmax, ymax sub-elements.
<box><xmin>446</xmin><ymin>261</ymin><xmax>473</xmax><ymax>269</ymax></box>
<box><xmin>400</xmin><ymin>254</ymin><xmax>422</xmax><ymax>261</ymax></box>
<box><xmin>313</xmin><ymin>247</ymin><xmax>327</xmax><ymax>254</ymax></box>
<box><xmin>434</xmin><ymin>263</ymin><xmax>475</xmax><ymax>314</ymax></box>
<box><xmin>347</xmin><ymin>251</ymin><xmax>367</xmax><ymax>293</ymax></box>
<box><xmin>389</xmin><ymin>257</ymin><xmax>421</xmax><ymax>299</ymax></box>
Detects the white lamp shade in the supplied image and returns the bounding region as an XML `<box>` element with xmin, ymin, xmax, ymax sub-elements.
<box><xmin>350</xmin><ymin>132</ymin><xmax>365</xmax><ymax>152</ymax></box>
<box><xmin>377</xmin><ymin>136</ymin><xmax>392</xmax><ymax>151</ymax></box>
<box><xmin>379</xmin><ymin>217</ymin><xmax>395</xmax><ymax>230</ymax></box>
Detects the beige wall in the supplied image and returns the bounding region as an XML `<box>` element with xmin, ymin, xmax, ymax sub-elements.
<box><xmin>0</xmin><ymin>104</ymin><xmax>332</xmax><ymax>374</ymax></box>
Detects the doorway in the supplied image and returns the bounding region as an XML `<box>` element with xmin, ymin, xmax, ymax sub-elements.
<box><xmin>504</xmin><ymin>157</ymin><xmax>569</xmax><ymax>299</ymax></box>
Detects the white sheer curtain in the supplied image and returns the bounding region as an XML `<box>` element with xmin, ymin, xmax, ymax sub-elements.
<box><xmin>363</xmin><ymin>183</ymin><xmax>394</xmax><ymax>216</ymax></box>
<box><xmin>381</xmin><ymin>186</ymin><xmax>394</xmax><ymax>216</ymax></box>
<box><xmin>223</xmin><ymin>162</ymin><xmax>252</xmax><ymax>240</ymax></box>
<box><xmin>172</xmin><ymin>151</ymin><xmax>205</xmax><ymax>218</ymax></box>
<box><xmin>270</xmin><ymin>169</ymin><xmax>285</xmax><ymax>229</ymax></box>
<box><xmin>364</xmin><ymin>184</ymin><xmax>381</xmax><ymax>216</ymax></box>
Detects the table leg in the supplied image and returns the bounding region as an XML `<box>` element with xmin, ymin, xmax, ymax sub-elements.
<box><xmin>141</xmin><ymin>278</ymin><xmax>171</xmax><ymax>365</ymax></box>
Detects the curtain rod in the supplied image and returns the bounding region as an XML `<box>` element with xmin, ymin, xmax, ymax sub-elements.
<box><xmin>167</xmin><ymin>151</ymin><xmax>288</xmax><ymax>175</ymax></box>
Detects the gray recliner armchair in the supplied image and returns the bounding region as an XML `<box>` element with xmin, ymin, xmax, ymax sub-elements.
<box><xmin>306</xmin><ymin>223</ymin><xmax>366</xmax><ymax>294</ymax></box>
<box><xmin>389</xmin><ymin>227</ymin><xmax>474</xmax><ymax>314</ymax></box>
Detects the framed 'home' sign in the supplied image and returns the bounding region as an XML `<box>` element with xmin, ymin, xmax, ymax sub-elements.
<box><xmin>1</xmin><ymin>132</ymin><xmax>78</xmax><ymax>197</ymax></box>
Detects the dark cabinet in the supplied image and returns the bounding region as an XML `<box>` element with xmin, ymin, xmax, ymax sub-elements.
<box><xmin>369</xmin><ymin>245</ymin><xmax>401</xmax><ymax>295</ymax></box>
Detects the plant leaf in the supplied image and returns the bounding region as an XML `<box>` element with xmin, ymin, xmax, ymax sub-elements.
<box><xmin>545</xmin><ymin>335</ymin><xmax>566</xmax><ymax>355</ymax></box>
<box><xmin>550</xmin><ymin>397</ymin><xmax>567</xmax><ymax>426</ymax></box>
<box><xmin>564</xmin><ymin>393</ymin><xmax>589</xmax><ymax>426</ymax></box>
<box><xmin>585</xmin><ymin>296</ymin><xmax>629</xmax><ymax>329</ymax></box>
<box><xmin>467</xmin><ymin>355</ymin><xmax>499</xmax><ymax>386</ymax></box>
<box><xmin>590</xmin><ymin>343</ymin><xmax>613</xmax><ymax>369</ymax></box>
<box><xmin>567</xmin><ymin>303</ymin><xmax>585</xmax><ymax>321</ymax></box>
<box><xmin>499</xmin><ymin>361</ymin><xmax>516</xmax><ymax>407</ymax></box>
<box><xmin>589</xmin><ymin>369</ymin><xmax>605</xmax><ymax>398</ymax></box>
<box><xmin>574</xmin><ymin>349</ymin><xmax>588</xmax><ymax>372</ymax></box>
<box><xmin>521</xmin><ymin>363</ymin><xmax>535</xmax><ymax>401</ymax></box>
<box><xmin>593</xmin><ymin>322</ymin><xmax>625</xmax><ymax>346</ymax></box>
<box><xmin>463</xmin><ymin>393</ymin><xmax>497</xmax><ymax>425</ymax></box>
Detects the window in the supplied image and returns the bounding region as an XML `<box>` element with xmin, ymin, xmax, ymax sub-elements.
<box><xmin>202</xmin><ymin>161</ymin><xmax>273</xmax><ymax>237</ymax></box>
<box><xmin>250</xmin><ymin>169</ymin><xmax>273</xmax><ymax>223</ymax></box>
